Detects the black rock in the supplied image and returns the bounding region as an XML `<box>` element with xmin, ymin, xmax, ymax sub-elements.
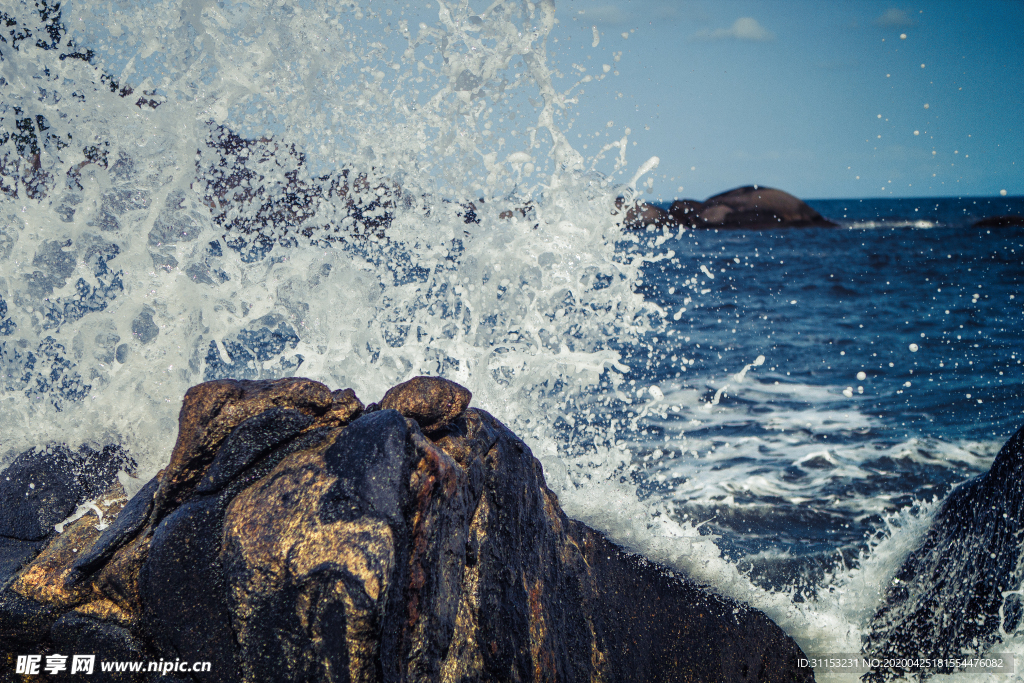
<box><xmin>139</xmin><ymin>405</ymin><xmax>327</xmax><ymax>683</ymax></box>
<box><xmin>0</xmin><ymin>538</ymin><xmax>46</xmax><ymax>589</ymax></box>
<box><xmin>196</xmin><ymin>407</ymin><xmax>313</xmax><ymax>494</ymax></box>
<box><xmin>141</xmin><ymin>495</ymin><xmax>241</xmax><ymax>683</ymax></box>
<box><xmin>5</xmin><ymin>379</ymin><xmax>812</xmax><ymax>683</ymax></box>
<box><xmin>0</xmin><ymin>444</ymin><xmax>132</xmax><ymax>542</ymax></box>
<box><xmin>319</xmin><ymin>410</ymin><xmax>414</xmax><ymax>527</ymax></box>
<box><xmin>67</xmin><ymin>477</ymin><xmax>160</xmax><ymax>586</ymax></box>
<box><xmin>973</xmin><ymin>215</ymin><xmax>1024</xmax><ymax>228</ymax></box>
<box><xmin>0</xmin><ymin>589</ymin><xmax>60</xmax><ymax>648</ymax></box>
<box><xmin>50</xmin><ymin>613</ymin><xmax>146</xmax><ymax>682</ymax></box>
<box><xmin>864</xmin><ymin>424</ymin><xmax>1024</xmax><ymax>679</ymax></box>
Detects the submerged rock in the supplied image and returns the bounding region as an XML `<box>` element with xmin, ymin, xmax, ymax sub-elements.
<box><xmin>864</xmin><ymin>424</ymin><xmax>1024</xmax><ymax>680</ymax></box>
<box><xmin>973</xmin><ymin>215</ymin><xmax>1024</xmax><ymax>228</ymax></box>
<box><xmin>2</xmin><ymin>377</ymin><xmax>811</xmax><ymax>682</ymax></box>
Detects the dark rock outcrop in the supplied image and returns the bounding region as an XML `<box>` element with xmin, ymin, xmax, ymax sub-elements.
<box><xmin>973</xmin><ymin>215</ymin><xmax>1024</xmax><ymax>228</ymax></box>
<box><xmin>1</xmin><ymin>443</ymin><xmax>132</xmax><ymax>617</ymax></box>
<box><xmin>622</xmin><ymin>186</ymin><xmax>836</xmax><ymax>231</ymax></box>
<box><xmin>668</xmin><ymin>199</ymin><xmax>705</xmax><ymax>226</ymax></box>
<box><xmin>682</xmin><ymin>186</ymin><xmax>836</xmax><ymax>229</ymax></box>
<box><xmin>864</xmin><ymin>424</ymin><xmax>1024</xmax><ymax>680</ymax></box>
<box><xmin>0</xmin><ymin>444</ymin><xmax>132</xmax><ymax>543</ymax></box>
<box><xmin>2</xmin><ymin>376</ymin><xmax>811</xmax><ymax>682</ymax></box>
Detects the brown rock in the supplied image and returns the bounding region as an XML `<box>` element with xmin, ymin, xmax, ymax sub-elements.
<box><xmin>378</xmin><ymin>375</ymin><xmax>472</xmax><ymax>432</ymax></box>
<box><xmin>692</xmin><ymin>186</ymin><xmax>837</xmax><ymax>229</ymax></box>
<box><xmin>11</xmin><ymin>483</ymin><xmax>127</xmax><ymax>612</ymax></box>
<box><xmin>152</xmin><ymin>377</ymin><xmax>334</xmax><ymax>523</ymax></box>
<box><xmin>90</xmin><ymin>532</ymin><xmax>151</xmax><ymax>624</ymax></box>
<box><xmin>2</xmin><ymin>378</ymin><xmax>812</xmax><ymax>683</ymax></box>
<box><xmin>311</xmin><ymin>387</ymin><xmax>365</xmax><ymax>430</ymax></box>
<box><xmin>222</xmin><ymin>413</ymin><xmax>417</xmax><ymax>682</ymax></box>
<box><xmin>669</xmin><ymin>199</ymin><xmax>706</xmax><ymax>227</ymax></box>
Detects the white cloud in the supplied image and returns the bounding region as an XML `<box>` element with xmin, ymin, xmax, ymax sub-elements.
<box><xmin>874</xmin><ymin>8</ymin><xmax>917</xmax><ymax>28</ymax></box>
<box><xmin>693</xmin><ymin>17</ymin><xmax>774</xmax><ymax>41</ymax></box>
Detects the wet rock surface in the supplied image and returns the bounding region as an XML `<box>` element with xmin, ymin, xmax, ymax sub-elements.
<box><xmin>2</xmin><ymin>376</ymin><xmax>811</xmax><ymax>682</ymax></box>
<box><xmin>864</xmin><ymin>423</ymin><xmax>1024</xmax><ymax>680</ymax></box>
<box><xmin>378</xmin><ymin>375</ymin><xmax>471</xmax><ymax>433</ymax></box>
<box><xmin>0</xmin><ymin>444</ymin><xmax>131</xmax><ymax>543</ymax></box>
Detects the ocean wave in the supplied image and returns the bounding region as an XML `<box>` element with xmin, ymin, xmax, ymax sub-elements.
<box><xmin>844</xmin><ymin>220</ymin><xmax>940</xmax><ymax>229</ymax></box>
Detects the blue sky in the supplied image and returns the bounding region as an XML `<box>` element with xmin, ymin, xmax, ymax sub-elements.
<box><xmin>66</xmin><ymin>0</ymin><xmax>1022</xmax><ymax>202</ymax></box>
<box><xmin>551</xmin><ymin>0</ymin><xmax>1023</xmax><ymax>200</ymax></box>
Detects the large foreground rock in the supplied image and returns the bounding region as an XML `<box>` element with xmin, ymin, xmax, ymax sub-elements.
<box><xmin>864</xmin><ymin>423</ymin><xmax>1024</xmax><ymax>680</ymax></box>
<box><xmin>1</xmin><ymin>376</ymin><xmax>811</xmax><ymax>682</ymax></box>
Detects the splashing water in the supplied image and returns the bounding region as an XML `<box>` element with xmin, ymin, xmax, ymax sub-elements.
<box><xmin>0</xmin><ymin>0</ymin><xmax>659</xmax><ymax>470</ymax></box>
<box><xmin>3</xmin><ymin>0</ymin><xmax>1011</xmax><ymax>673</ymax></box>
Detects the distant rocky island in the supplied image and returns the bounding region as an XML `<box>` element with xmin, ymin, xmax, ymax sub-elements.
<box><xmin>620</xmin><ymin>185</ymin><xmax>838</xmax><ymax>230</ymax></box>
<box><xmin>619</xmin><ymin>186</ymin><xmax>1024</xmax><ymax>232</ymax></box>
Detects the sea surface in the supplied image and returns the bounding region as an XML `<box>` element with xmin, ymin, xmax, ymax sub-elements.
<box><xmin>631</xmin><ymin>198</ymin><xmax>1024</xmax><ymax>585</ymax></box>
<box><xmin>1</xmin><ymin>0</ymin><xmax>1023</xmax><ymax>676</ymax></box>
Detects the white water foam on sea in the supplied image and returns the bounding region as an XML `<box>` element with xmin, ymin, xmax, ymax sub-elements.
<box><xmin>0</xmin><ymin>0</ymin><xmax>1011</xmax><ymax>673</ymax></box>
<box><xmin>631</xmin><ymin>374</ymin><xmax>999</xmax><ymax>510</ymax></box>
<box><xmin>845</xmin><ymin>220</ymin><xmax>939</xmax><ymax>229</ymax></box>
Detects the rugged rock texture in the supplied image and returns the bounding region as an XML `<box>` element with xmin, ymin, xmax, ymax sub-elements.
<box><xmin>0</xmin><ymin>445</ymin><xmax>131</xmax><ymax>544</ymax></box>
<box><xmin>2</xmin><ymin>376</ymin><xmax>811</xmax><ymax>682</ymax></box>
<box><xmin>1</xmin><ymin>443</ymin><xmax>133</xmax><ymax>629</ymax></box>
<box><xmin>377</xmin><ymin>376</ymin><xmax>472</xmax><ymax>433</ymax></box>
<box><xmin>864</xmin><ymin>423</ymin><xmax>1024</xmax><ymax>680</ymax></box>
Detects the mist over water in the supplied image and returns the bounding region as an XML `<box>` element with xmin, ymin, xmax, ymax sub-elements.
<box><xmin>2</xmin><ymin>0</ymin><xmax>1023</xmax><ymax>675</ymax></box>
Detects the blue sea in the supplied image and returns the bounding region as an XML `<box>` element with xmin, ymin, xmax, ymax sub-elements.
<box><xmin>628</xmin><ymin>196</ymin><xmax>1024</xmax><ymax>581</ymax></box>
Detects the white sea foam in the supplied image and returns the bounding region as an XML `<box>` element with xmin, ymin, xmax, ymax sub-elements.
<box><xmin>846</xmin><ymin>220</ymin><xmax>939</xmax><ymax>229</ymax></box>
